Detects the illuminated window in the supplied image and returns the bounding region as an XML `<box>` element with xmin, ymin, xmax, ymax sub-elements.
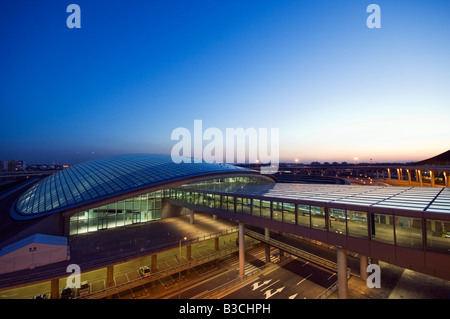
<box><xmin>261</xmin><ymin>200</ymin><xmax>271</xmax><ymax>219</ymax></box>
<box><xmin>214</xmin><ymin>195</ymin><xmax>221</xmax><ymax>209</ymax></box>
<box><xmin>69</xmin><ymin>190</ymin><xmax>162</xmax><ymax>235</ymax></box>
<box><xmin>273</xmin><ymin>201</ymin><xmax>283</xmax><ymax>222</ymax></box>
<box><xmin>236</xmin><ymin>197</ymin><xmax>243</xmax><ymax>213</ymax></box>
<box><xmin>426</xmin><ymin>219</ymin><xmax>450</xmax><ymax>253</ymax></box>
<box><xmin>242</xmin><ymin>198</ymin><xmax>252</xmax><ymax>215</ymax></box>
<box><xmin>395</xmin><ymin>217</ymin><xmax>423</xmax><ymax>249</ymax></box>
<box><xmin>371</xmin><ymin>213</ymin><xmax>394</xmax><ymax>244</ymax></box>
<box><xmin>283</xmin><ymin>202</ymin><xmax>296</xmax><ymax>224</ymax></box>
<box><xmin>347</xmin><ymin>210</ymin><xmax>368</xmax><ymax>239</ymax></box>
<box><xmin>252</xmin><ymin>199</ymin><xmax>261</xmax><ymax>217</ymax></box>
<box><xmin>329</xmin><ymin>208</ymin><xmax>346</xmax><ymax>234</ymax></box>
<box><xmin>297</xmin><ymin>205</ymin><xmax>310</xmax><ymax>227</ymax></box>
<box><xmin>311</xmin><ymin>206</ymin><xmax>326</xmax><ymax>230</ymax></box>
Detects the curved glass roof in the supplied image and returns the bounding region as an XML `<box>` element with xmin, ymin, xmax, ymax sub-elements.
<box><xmin>14</xmin><ymin>154</ymin><xmax>268</xmax><ymax>219</ymax></box>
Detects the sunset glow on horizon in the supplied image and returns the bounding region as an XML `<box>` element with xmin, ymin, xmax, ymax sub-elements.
<box><xmin>1</xmin><ymin>1</ymin><xmax>449</xmax><ymax>165</ymax></box>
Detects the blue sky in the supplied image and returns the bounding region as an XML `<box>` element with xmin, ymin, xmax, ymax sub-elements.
<box><xmin>1</xmin><ymin>0</ymin><xmax>449</xmax><ymax>164</ymax></box>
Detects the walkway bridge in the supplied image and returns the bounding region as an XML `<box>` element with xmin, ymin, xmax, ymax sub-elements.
<box><xmin>163</xmin><ymin>182</ymin><xmax>450</xmax><ymax>290</ymax></box>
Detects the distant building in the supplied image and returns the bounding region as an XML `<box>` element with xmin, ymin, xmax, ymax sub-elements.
<box><xmin>15</xmin><ymin>160</ymin><xmax>26</xmax><ymax>171</ymax></box>
<box><xmin>413</xmin><ymin>149</ymin><xmax>450</xmax><ymax>166</ymax></box>
<box><xmin>3</xmin><ymin>160</ymin><xmax>17</xmax><ymax>172</ymax></box>
<box><xmin>0</xmin><ymin>160</ymin><xmax>26</xmax><ymax>172</ymax></box>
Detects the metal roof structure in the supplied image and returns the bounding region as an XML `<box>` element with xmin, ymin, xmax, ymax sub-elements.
<box><xmin>13</xmin><ymin>154</ymin><xmax>269</xmax><ymax>219</ymax></box>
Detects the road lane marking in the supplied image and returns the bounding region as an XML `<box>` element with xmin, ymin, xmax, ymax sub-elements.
<box><xmin>297</xmin><ymin>273</ymin><xmax>313</xmax><ymax>285</ymax></box>
<box><xmin>260</xmin><ymin>279</ymin><xmax>280</xmax><ymax>292</ymax></box>
<box><xmin>264</xmin><ymin>287</ymin><xmax>285</xmax><ymax>299</ymax></box>
<box><xmin>252</xmin><ymin>279</ymin><xmax>272</xmax><ymax>291</ymax></box>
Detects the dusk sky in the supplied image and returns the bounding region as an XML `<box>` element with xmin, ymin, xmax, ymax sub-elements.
<box><xmin>1</xmin><ymin>0</ymin><xmax>449</xmax><ymax>165</ymax></box>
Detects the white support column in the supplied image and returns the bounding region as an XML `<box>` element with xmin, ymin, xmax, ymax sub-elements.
<box><xmin>190</xmin><ymin>209</ymin><xmax>194</xmax><ymax>224</ymax></box>
<box><xmin>239</xmin><ymin>222</ymin><xmax>245</xmax><ymax>279</ymax></box>
<box><xmin>406</xmin><ymin>169</ymin><xmax>412</xmax><ymax>186</ymax></box>
<box><xmin>387</xmin><ymin>168</ymin><xmax>391</xmax><ymax>181</ymax></box>
<box><xmin>445</xmin><ymin>172</ymin><xmax>449</xmax><ymax>188</ymax></box>
<box><xmin>265</xmin><ymin>227</ymin><xmax>270</xmax><ymax>241</ymax></box>
<box><xmin>360</xmin><ymin>255</ymin><xmax>368</xmax><ymax>281</ymax></box>
<box><xmin>337</xmin><ymin>247</ymin><xmax>348</xmax><ymax>299</ymax></box>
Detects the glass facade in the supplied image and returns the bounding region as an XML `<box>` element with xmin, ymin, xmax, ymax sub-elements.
<box><xmin>297</xmin><ymin>204</ymin><xmax>310</xmax><ymax>227</ymax></box>
<box><xmin>426</xmin><ymin>219</ymin><xmax>450</xmax><ymax>253</ymax></box>
<box><xmin>69</xmin><ymin>191</ymin><xmax>162</xmax><ymax>235</ymax></box>
<box><xmin>347</xmin><ymin>210</ymin><xmax>368</xmax><ymax>239</ymax></box>
<box><xmin>180</xmin><ymin>176</ymin><xmax>264</xmax><ymax>187</ymax></box>
<box><xmin>272</xmin><ymin>201</ymin><xmax>283</xmax><ymax>222</ymax></box>
<box><xmin>204</xmin><ymin>193</ymin><xmax>215</xmax><ymax>208</ymax></box>
<box><xmin>235</xmin><ymin>197</ymin><xmax>243</xmax><ymax>214</ymax></box>
<box><xmin>329</xmin><ymin>208</ymin><xmax>346</xmax><ymax>234</ymax></box>
<box><xmin>261</xmin><ymin>200</ymin><xmax>271</xmax><ymax>219</ymax></box>
<box><xmin>311</xmin><ymin>206</ymin><xmax>326</xmax><ymax>230</ymax></box>
<box><xmin>252</xmin><ymin>199</ymin><xmax>261</xmax><ymax>218</ymax></box>
<box><xmin>214</xmin><ymin>195</ymin><xmax>221</xmax><ymax>209</ymax></box>
<box><xmin>283</xmin><ymin>202</ymin><xmax>296</xmax><ymax>225</ymax></box>
<box><xmin>224</xmin><ymin>196</ymin><xmax>235</xmax><ymax>212</ymax></box>
<box><xmin>371</xmin><ymin>213</ymin><xmax>394</xmax><ymax>244</ymax></box>
<box><xmin>395</xmin><ymin>217</ymin><xmax>423</xmax><ymax>249</ymax></box>
<box><xmin>242</xmin><ymin>198</ymin><xmax>252</xmax><ymax>215</ymax></box>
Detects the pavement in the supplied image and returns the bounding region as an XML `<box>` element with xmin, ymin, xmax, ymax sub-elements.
<box><xmin>331</xmin><ymin>262</ymin><xmax>450</xmax><ymax>299</ymax></box>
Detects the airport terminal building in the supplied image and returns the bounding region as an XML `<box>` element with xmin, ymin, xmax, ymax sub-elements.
<box><xmin>0</xmin><ymin>153</ymin><xmax>450</xmax><ymax>298</ymax></box>
<box><xmin>9</xmin><ymin>154</ymin><xmax>273</xmax><ymax>237</ymax></box>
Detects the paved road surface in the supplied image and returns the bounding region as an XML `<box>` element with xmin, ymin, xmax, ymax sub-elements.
<box><xmin>223</xmin><ymin>257</ymin><xmax>336</xmax><ymax>299</ymax></box>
